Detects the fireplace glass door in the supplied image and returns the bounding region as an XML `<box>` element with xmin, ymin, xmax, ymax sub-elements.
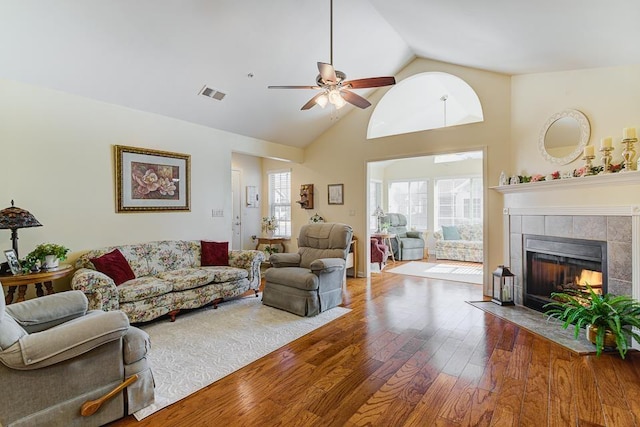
<box><xmin>523</xmin><ymin>235</ymin><xmax>606</xmax><ymax>312</ymax></box>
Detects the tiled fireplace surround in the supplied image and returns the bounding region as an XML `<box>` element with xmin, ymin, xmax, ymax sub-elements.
<box><xmin>504</xmin><ymin>206</ymin><xmax>640</xmax><ymax>305</ymax></box>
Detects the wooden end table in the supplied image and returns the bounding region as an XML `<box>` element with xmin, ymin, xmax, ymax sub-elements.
<box><xmin>255</xmin><ymin>237</ymin><xmax>290</xmax><ymax>254</ymax></box>
<box><xmin>1</xmin><ymin>264</ymin><xmax>74</xmax><ymax>305</ymax></box>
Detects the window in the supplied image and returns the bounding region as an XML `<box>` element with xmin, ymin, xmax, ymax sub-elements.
<box><xmin>367</xmin><ymin>72</ymin><xmax>484</xmax><ymax>139</ymax></box>
<box><xmin>387</xmin><ymin>179</ymin><xmax>428</xmax><ymax>230</ymax></box>
<box><xmin>369</xmin><ymin>180</ymin><xmax>382</xmax><ymax>231</ymax></box>
<box><xmin>268</xmin><ymin>170</ymin><xmax>291</xmax><ymax>237</ymax></box>
<box><xmin>435</xmin><ymin>177</ymin><xmax>482</xmax><ymax>228</ymax></box>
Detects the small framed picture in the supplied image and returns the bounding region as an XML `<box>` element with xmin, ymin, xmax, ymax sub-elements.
<box><xmin>328</xmin><ymin>184</ymin><xmax>344</xmax><ymax>205</ymax></box>
<box><xmin>4</xmin><ymin>249</ymin><xmax>21</xmax><ymax>275</ymax></box>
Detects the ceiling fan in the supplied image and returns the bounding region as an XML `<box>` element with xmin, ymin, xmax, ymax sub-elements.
<box><xmin>268</xmin><ymin>0</ymin><xmax>396</xmax><ymax>111</ymax></box>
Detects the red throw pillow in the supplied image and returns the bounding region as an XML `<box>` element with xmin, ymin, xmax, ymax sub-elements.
<box><xmin>90</xmin><ymin>249</ymin><xmax>135</xmax><ymax>286</ymax></box>
<box><xmin>201</xmin><ymin>241</ymin><xmax>229</xmax><ymax>266</ymax></box>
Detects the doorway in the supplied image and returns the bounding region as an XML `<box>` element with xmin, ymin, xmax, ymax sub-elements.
<box><xmin>231</xmin><ymin>169</ymin><xmax>242</xmax><ymax>250</ymax></box>
<box><xmin>366</xmin><ymin>150</ymin><xmax>485</xmax><ymax>277</ymax></box>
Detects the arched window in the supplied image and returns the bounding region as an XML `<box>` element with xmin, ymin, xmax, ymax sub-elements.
<box><xmin>367</xmin><ymin>72</ymin><xmax>484</xmax><ymax>139</ymax></box>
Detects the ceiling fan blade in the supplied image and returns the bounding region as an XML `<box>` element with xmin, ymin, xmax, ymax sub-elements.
<box><xmin>343</xmin><ymin>76</ymin><xmax>396</xmax><ymax>89</ymax></box>
<box><xmin>268</xmin><ymin>85</ymin><xmax>321</xmax><ymax>90</ymax></box>
<box><xmin>318</xmin><ymin>62</ymin><xmax>338</xmax><ymax>84</ymax></box>
<box><xmin>341</xmin><ymin>89</ymin><xmax>371</xmax><ymax>109</ymax></box>
<box><xmin>301</xmin><ymin>92</ymin><xmax>326</xmax><ymax>110</ymax></box>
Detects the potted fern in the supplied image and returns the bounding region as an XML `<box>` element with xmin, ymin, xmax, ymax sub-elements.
<box><xmin>544</xmin><ymin>284</ymin><xmax>640</xmax><ymax>358</ymax></box>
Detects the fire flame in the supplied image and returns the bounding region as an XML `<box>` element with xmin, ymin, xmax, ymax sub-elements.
<box><xmin>575</xmin><ymin>269</ymin><xmax>603</xmax><ymax>294</ymax></box>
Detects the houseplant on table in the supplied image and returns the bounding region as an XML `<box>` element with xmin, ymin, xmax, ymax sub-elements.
<box><xmin>544</xmin><ymin>284</ymin><xmax>640</xmax><ymax>358</ymax></box>
<box><xmin>261</xmin><ymin>216</ymin><xmax>278</xmax><ymax>238</ymax></box>
<box><xmin>23</xmin><ymin>243</ymin><xmax>70</xmax><ymax>271</ymax></box>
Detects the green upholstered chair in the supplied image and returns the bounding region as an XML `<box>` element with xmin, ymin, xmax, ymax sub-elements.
<box><xmin>381</xmin><ymin>213</ymin><xmax>425</xmax><ymax>260</ymax></box>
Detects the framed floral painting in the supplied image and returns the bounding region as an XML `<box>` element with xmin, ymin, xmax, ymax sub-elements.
<box><xmin>115</xmin><ymin>145</ymin><xmax>191</xmax><ymax>212</ymax></box>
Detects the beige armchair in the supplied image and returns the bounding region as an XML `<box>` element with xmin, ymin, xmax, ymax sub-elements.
<box><xmin>0</xmin><ymin>290</ymin><xmax>154</xmax><ymax>426</ymax></box>
<box><xmin>262</xmin><ymin>223</ymin><xmax>353</xmax><ymax>316</ymax></box>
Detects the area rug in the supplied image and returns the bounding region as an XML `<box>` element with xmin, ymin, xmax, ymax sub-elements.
<box><xmin>134</xmin><ymin>297</ymin><xmax>351</xmax><ymax>420</ymax></box>
<box><xmin>387</xmin><ymin>261</ymin><xmax>483</xmax><ymax>285</ymax></box>
<box><xmin>467</xmin><ymin>301</ymin><xmax>595</xmax><ymax>354</ymax></box>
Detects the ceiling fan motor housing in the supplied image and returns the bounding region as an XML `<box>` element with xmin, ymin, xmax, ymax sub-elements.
<box><xmin>317</xmin><ymin>70</ymin><xmax>347</xmax><ymax>87</ymax></box>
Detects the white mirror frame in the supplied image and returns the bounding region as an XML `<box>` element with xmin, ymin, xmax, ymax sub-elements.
<box><xmin>538</xmin><ymin>109</ymin><xmax>591</xmax><ymax>165</ymax></box>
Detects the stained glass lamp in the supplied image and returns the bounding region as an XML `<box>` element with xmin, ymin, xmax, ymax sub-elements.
<box><xmin>0</xmin><ymin>200</ymin><xmax>42</xmax><ymax>258</ymax></box>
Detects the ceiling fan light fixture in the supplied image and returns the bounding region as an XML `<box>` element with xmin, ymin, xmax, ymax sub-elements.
<box><xmin>328</xmin><ymin>89</ymin><xmax>346</xmax><ymax>109</ymax></box>
<box><xmin>316</xmin><ymin>93</ymin><xmax>329</xmax><ymax>108</ymax></box>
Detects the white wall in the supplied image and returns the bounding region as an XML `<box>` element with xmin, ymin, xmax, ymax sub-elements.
<box><xmin>0</xmin><ymin>78</ymin><xmax>302</xmax><ymax>295</ymax></box>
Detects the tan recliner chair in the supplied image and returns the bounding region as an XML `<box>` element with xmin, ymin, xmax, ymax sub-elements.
<box><xmin>0</xmin><ymin>290</ymin><xmax>154</xmax><ymax>426</ymax></box>
<box><xmin>263</xmin><ymin>223</ymin><xmax>353</xmax><ymax>316</ymax></box>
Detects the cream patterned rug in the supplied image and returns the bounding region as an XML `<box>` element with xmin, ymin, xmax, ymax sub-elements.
<box><xmin>134</xmin><ymin>296</ymin><xmax>351</xmax><ymax>420</ymax></box>
<box><xmin>387</xmin><ymin>261</ymin><xmax>483</xmax><ymax>285</ymax></box>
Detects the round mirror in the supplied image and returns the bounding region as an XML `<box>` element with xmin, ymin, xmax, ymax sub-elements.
<box><xmin>538</xmin><ymin>109</ymin><xmax>590</xmax><ymax>165</ymax></box>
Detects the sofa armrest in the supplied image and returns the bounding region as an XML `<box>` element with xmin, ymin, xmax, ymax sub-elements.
<box><xmin>309</xmin><ymin>258</ymin><xmax>345</xmax><ymax>273</ymax></box>
<box><xmin>269</xmin><ymin>252</ymin><xmax>301</xmax><ymax>268</ymax></box>
<box><xmin>228</xmin><ymin>250</ymin><xmax>266</xmax><ymax>290</ymax></box>
<box><xmin>405</xmin><ymin>231</ymin><xmax>424</xmax><ymax>239</ymax></box>
<box><xmin>5</xmin><ymin>291</ymin><xmax>88</xmax><ymax>333</ymax></box>
<box><xmin>71</xmin><ymin>268</ymin><xmax>120</xmax><ymax>312</ymax></box>
<box><xmin>0</xmin><ymin>310</ymin><xmax>129</xmax><ymax>370</ymax></box>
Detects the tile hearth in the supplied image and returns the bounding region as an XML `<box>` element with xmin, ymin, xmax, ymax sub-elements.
<box><xmin>468</xmin><ymin>301</ymin><xmax>597</xmax><ymax>354</ymax></box>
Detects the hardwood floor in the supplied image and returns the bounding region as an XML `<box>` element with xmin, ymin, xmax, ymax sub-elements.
<box><xmin>111</xmin><ymin>266</ymin><xmax>640</xmax><ymax>427</ymax></box>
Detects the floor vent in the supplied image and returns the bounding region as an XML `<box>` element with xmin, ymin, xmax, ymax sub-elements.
<box><xmin>198</xmin><ymin>86</ymin><xmax>226</xmax><ymax>101</ymax></box>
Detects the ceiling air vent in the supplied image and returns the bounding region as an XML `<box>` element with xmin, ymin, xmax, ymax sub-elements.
<box><xmin>198</xmin><ymin>85</ymin><xmax>226</xmax><ymax>101</ymax></box>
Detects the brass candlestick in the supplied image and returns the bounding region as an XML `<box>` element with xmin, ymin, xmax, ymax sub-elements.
<box><xmin>621</xmin><ymin>138</ymin><xmax>638</xmax><ymax>172</ymax></box>
<box><xmin>599</xmin><ymin>146</ymin><xmax>614</xmax><ymax>174</ymax></box>
<box><xmin>582</xmin><ymin>154</ymin><xmax>595</xmax><ymax>175</ymax></box>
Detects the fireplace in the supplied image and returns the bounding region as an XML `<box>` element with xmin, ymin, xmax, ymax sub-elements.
<box><xmin>523</xmin><ymin>234</ymin><xmax>607</xmax><ymax>312</ymax></box>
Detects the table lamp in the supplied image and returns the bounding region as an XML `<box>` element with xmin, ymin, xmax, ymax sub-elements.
<box><xmin>0</xmin><ymin>200</ymin><xmax>42</xmax><ymax>258</ymax></box>
<box><xmin>373</xmin><ymin>206</ymin><xmax>385</xmax><ymax>233</ymax></box>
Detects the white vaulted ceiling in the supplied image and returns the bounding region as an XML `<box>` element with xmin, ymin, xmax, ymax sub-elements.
<box><xmin>1</xmin><ymin>0</ymin><xmax>638</xmax><ymax>147</ymax></box>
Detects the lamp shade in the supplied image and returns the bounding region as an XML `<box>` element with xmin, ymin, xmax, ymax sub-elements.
<box><xmin>0</xmin><ymin>200</ymin><xmax>42</xmax><ymax>257</ymax></box>
<box><xmin>0</xmin><ymin>200</ymin><xmax>42</xmax><ymax>230</ymax></box>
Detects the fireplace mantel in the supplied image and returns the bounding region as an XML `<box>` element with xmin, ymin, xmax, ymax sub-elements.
<box><xmin>491</xmin><ymin>170</ymin><xmax>640</xmax><ymax>194</ymax></box>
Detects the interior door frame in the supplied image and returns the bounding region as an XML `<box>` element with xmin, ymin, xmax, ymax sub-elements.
<box><xmin>231</xmin><ymin>169</ymin><xmax>242</xmax><ymax>250</ymax></box>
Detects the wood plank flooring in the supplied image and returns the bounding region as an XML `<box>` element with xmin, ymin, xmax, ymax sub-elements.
<box><xmin>110</xmin><ymin>266</ymin><xmax>640</xmax><ymax>427</ymax></box>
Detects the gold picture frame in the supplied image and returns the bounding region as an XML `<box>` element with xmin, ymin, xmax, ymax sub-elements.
<box><xmin>115</xmin><ymin>145</ymin><xmax>191</xmax><ymax>212</ymax></box>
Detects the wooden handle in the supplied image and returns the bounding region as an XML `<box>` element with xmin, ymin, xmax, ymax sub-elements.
<box><xmin>80</xmin><ymin>374</ymin><xmax>139</xmax><ymax>417</ymax></box>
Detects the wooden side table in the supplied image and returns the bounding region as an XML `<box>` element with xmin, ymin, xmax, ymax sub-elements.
<box><xmin>255</xmin><ymin>237</ymin><xmax>290</xmax><ymax>254</ymax></box>
<box><xmin>1</xmin><ymin>264</ymin><xmax>73</xmax><ymax>305</ymax></box>
<box><xmin>346</xmin><ymin>237</ymin><xmax>358</xmax><ymax>278</ymax></box>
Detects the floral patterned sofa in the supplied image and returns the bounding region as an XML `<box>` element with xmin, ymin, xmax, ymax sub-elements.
<box><xmin>433</xmin><ymin>224</ymin><xmax>483</xmax><ymax>263</ymax></box>
<box><xmin>71</xmin><ymin>240</ymin><xmax>264</xmax><ymax>323</ymax></box>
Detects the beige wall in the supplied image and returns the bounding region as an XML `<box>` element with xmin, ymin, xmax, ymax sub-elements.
<box><xmin>263</xmin><ymin>57</ymin><xmax>511</xmax><ymax>291</ymax></box>
<box><xmin>0</xmin><ymin>79</ymin><xmax>302</xmax><ymax>296</ymax></box>
<box><xmin>508</xmin><ymin>64</ymin><xmax>640</xmax><ymax>209</ymax></box>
